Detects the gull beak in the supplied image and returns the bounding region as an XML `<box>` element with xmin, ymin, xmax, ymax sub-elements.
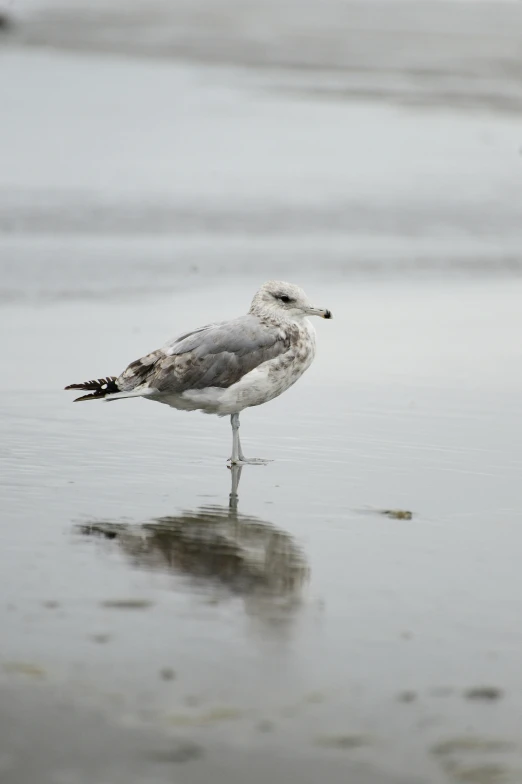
<box><xmin>306</xmin><ymin>306</ymin><xmax>333</xmax><ymax>320</ymax></box>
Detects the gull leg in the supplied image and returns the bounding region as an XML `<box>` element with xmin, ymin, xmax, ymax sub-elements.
<box><xmin>228</xmin><ymin>463</ymin><xmax>243</xmax><ymax>511</ymax></box>
<box><xmin>230</xmin><ymin>413</ymin><xmax>241</xmax><ymax>464</ymax></box>
<box><xmin>228</xmin><ymin>413</ymin><xmax>272</xmax><ymax>465</ymax></box>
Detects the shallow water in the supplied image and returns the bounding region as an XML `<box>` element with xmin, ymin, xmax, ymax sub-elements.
<box><xmin>2</xmin><ymin>1</ymin><xmax>522</xmax><ymax>781</ymax></box>
<box><xmin>2</xmin><ymin>274</ymin><xmax>522</xmax><ymax>783</ymax></box>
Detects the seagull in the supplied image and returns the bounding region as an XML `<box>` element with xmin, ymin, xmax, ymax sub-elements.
<box><xmin>65</xmin><ymin>280</ymin><xmax>332</xmax><ymax>464</ymax></box>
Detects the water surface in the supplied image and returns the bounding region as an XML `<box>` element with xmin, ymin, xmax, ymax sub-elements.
<box><xmin>2</xmin><ymin>274</ymin><xmax>522</xmax><ymax>783</ymax></box>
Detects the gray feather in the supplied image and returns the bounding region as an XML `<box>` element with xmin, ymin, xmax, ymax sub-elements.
<box><xmin>117</xmin><ymin>315</ymin><xmax>290</xmax><ymax>394</ymax></box>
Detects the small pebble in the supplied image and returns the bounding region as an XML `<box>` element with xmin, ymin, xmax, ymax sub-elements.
<box><xmin>382</xmin><ymin>509</ymin><xmax>413</xmax><ymax>520</ymax></box>
<box><xmin>101</xmin><ymin>599</ymin><xmax>153</xmax><ymax>610</ymax></box>
<box><xmin>316</xmin><ymin>734</ymin><xmax>370</xmax><ymax>749</ymax></box>
<box><xmin>144</xmin><ymin>740</ymin><xmax>204</xmax><ymax>764</ymax></box>
<box><xmin>464</xmin><ymin>687</ymin><xmax>503</xmax><ymax>702</ymax></box>
<box><xmin>398</xmin><ymin>690</ymin><xmax>417</xmax><ymax>703</ymax></box>
<box><xmin>91</xmin><ymin>634</ymin><xmax>111</xmax><ymax>644</ymax></box>
<box><xmin>432</xmin><ymin>737</ymin><xmax>513</xmax><ymax>756</ymax></box>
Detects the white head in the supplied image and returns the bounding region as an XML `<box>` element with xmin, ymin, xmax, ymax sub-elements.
<box><xmin>249</xmin><ymin>280</ymin><xmax>332</xmax><ymax>322</ymax></box>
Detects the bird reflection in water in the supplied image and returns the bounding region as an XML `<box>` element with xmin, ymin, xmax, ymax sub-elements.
<box><xmin>78</xmin><ymin>466</ymin><xmax>309</xmax><ymax>622</ymax></box>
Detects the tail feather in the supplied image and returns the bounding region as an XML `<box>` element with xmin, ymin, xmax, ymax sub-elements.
<box><xmin>64</xmin><ymin>376</ymin><xmax>119</xmax><ymax>402</ymax></box>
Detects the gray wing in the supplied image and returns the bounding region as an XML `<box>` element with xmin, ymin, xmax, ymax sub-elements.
<box><xmin>118</xmin><ymin>315</ymin><xmax>289</xmax><ymax>394</ymax></box>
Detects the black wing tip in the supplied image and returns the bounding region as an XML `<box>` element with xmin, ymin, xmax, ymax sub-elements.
<box><xmin>64</xmin><ymin>376</ymin><xmax>119</xmax><ymax>401</ymax></box>
<box><xmin>71</xmin><ymin>392</ymin><xmax>102</xmax><ymax>402</ymax></box>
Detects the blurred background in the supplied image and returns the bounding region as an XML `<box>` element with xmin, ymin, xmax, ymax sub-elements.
<box><xmin>2</xmin><ymin>0</ymin><xmax>522</xmax><ymax>295</ymax></box>
<box><xmin>1</xmin><ymin>2</ymin><xmax>522</xmax><ymax>783</ymax></box>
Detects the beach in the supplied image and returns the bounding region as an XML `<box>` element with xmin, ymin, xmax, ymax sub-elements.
<box><xmin>1</xmin><ymin>2</ymin><xmax>522</xmax><ymax>782</ymax></box>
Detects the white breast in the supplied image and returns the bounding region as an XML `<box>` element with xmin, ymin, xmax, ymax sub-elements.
<box><xmin>181</xmin><ymin>319</ymin><xmax>316</xmax><ymax>415</ymax></box>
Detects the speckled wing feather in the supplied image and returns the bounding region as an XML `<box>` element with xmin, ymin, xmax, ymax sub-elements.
<box><xmin>117</xmin><ymin>315</ymin><xmax>290</xmax><ymax>394</ymax></box>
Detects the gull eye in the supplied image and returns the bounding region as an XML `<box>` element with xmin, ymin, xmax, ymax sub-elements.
<box><xmin>278</xmin><ymin>295</ymin><xmax>292</xmax><ymax>304</ymax></box>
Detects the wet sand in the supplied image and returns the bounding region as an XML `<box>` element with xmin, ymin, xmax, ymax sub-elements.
<box><xmin>2</xmin><ymin>2</ymin><xmax>522</xmax><ymax>782</ymax></box>
<box><xmin>3</xmin><ymin>276</ymin><xmax>522</xmax><ymax>783</ymax></box>
<box><xmin>13</xmin><ymin>0</ymin><xmax>522</xmax><ymax>113</ymax></box>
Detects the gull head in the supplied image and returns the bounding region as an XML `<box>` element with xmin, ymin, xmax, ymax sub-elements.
<box><xmin>249</xmin><ymin>280</ymin><xmax>332</xmax><ymax>322</ymax></box>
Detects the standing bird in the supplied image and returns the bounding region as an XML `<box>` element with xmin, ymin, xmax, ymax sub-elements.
<box><xmin>65</xmin><ymin>281</ymin><xmax>332</xmax><ymax>464</ymax></box>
